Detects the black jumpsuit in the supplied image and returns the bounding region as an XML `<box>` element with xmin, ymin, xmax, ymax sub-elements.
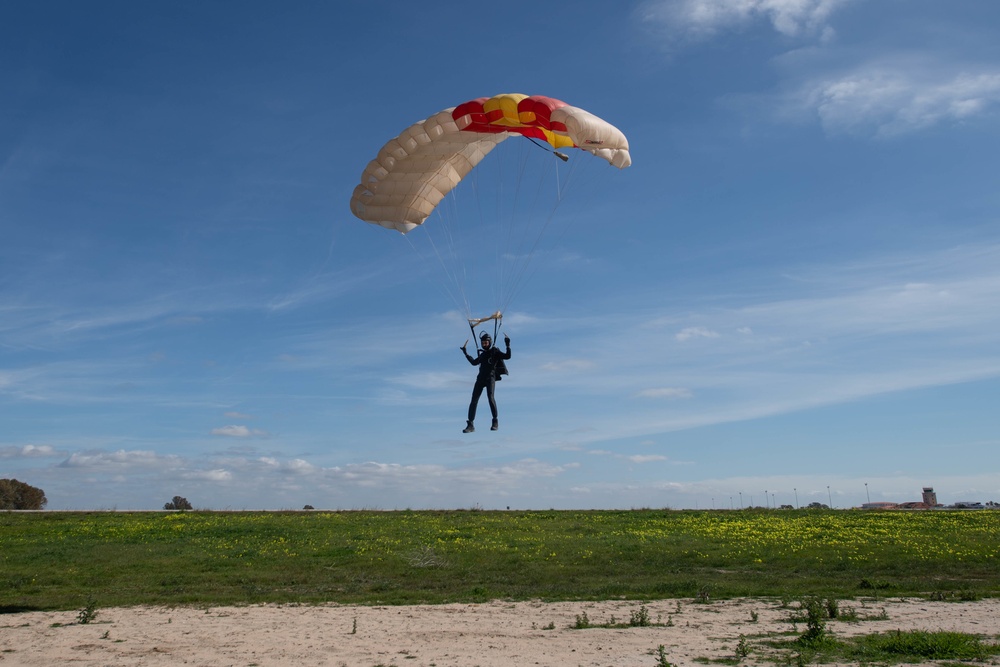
<box><xmin>464</xmin><ymin>343</ymin><xmax>511</xmax><ymax>423</ymax></box>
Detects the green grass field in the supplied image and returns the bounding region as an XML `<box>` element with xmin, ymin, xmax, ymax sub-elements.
<box><xmin>2</xmin><ymin>509</ymin><xmax>998</xmax><ymax>612</ymax></box>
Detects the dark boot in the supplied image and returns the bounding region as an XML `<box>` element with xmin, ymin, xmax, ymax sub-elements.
<box><xmin>491</xmin><ymin>419</ymin><xmax>498</xmax><ymax>431</ymax></box>
<box><xmin>463</xmin><ymin>420</ymin><xmax>475</xmax><ymax>433</ymax></box>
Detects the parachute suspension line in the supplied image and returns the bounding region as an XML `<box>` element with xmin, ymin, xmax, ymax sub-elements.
<box><xmin>497</xmin><ymin>137</ymin><xmax>531</xmax><ymax>318</ymax></box>
<box><xmin>487</xmin><ymin>136</ymin><xmax>555</xmax><ymax>320</ymax></box>
<box><xmin>497</xmin><ymin>145</ymin><xmax>586</xmax><ymax>316</ymax></box>
<box><xmin>404</xmin><ymin>224</ymin><xmax>470</xmax><ymax>321</ymax></box>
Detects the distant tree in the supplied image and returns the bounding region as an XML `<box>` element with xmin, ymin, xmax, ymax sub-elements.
<box><xmin>163</xmin><ymin>496</ymin><xmax>193</xmax><ymax>510</ymax></box>
<box><xmin>303</xmin><ymin>505</ymin><xmax>315</xmax><ymax>510</ymax></box>
<box><xmin>806</xmin><ymin>502</ymin><xmax>829</xmax><ymax>510</ymax></box>
<box><xmin>0</xmin><ymin>478</ymin><xmax>47</xmax><ymax>510</ymax></box>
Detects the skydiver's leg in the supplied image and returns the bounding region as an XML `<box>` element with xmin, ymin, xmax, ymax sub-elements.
<box><xmin>485</xmin><ymin>377</ymin><xmax>498</xmax><ymax>421</ymax></box>
<box><xmin>468</xmin><ymin>379</ymin><xmax>485</xmax><ymax>422</ymax></box>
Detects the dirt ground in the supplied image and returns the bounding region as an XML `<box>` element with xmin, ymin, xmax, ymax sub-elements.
<box><xmin>2</xmin><ymin>596</ymin><xmax>999</xmax><ymax>666</ymax></box>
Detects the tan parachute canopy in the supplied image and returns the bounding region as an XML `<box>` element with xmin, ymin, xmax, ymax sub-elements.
<box><xmin>350</xmin><ymin>93</ymin><xmax>631</xmax><ymax>234</ymax></box>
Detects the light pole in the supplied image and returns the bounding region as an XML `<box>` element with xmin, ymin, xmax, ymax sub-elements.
<box><xmin>765</xmin><ymin>490</ymin><xmax>769</xmax><ymax>509</ymax></box>
<box><xmin>827</xmin><ymin>485</ymin><xmax>833</xmax><ymax>508</ymax></box>
<box><xmin>739</xmin><ymin>491</ymin><xmax>743</xmax><ymax>509</ymax></box>
<box><xmin>794</xmin><ymin>487</ymin><xmax>798</xmax><ymax>509</ymax></box>
<box><xmin>865</xmin><ymin>482</ymin><xmax>870</xmax><ymax>505</ymax></box>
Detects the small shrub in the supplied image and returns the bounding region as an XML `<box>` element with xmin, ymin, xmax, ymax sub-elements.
<box><xmin>574</xmin><ymin>610</ymin><xmax>591</xmax><ymax>629</ymax></box>
<box><xmin>630</xmin><ymin>605</ymin><xmax>651</xmax><ymax>627</ymax></box>
<box><xmin>77</xmin><ymin>597</ymin><xmax>98</xmax><ymax>625</ymax></box>
<box><xmin>654</xmin><ymin>644</ymin><xmax>673</xmax><ymax>667</ymax></box>
<box><xmin>838</xmin><ymin>605</ymin><xmax>858</xmax><ymax>621</ymax></box>
<box><xmin>735</xmin><ymin>634</ymin><xmax>751</xmax><ymax>659</ymax></box>
<box><xmin>797</xmin><ymin>598</ymin><xmax>827</xmax><ymax>647</ymax></box>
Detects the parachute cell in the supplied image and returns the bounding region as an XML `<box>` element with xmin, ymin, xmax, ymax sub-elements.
<box><xmin>350</xmin><ymin>93</ymin><xmax>631</xmax><ymax>234</ymax></box>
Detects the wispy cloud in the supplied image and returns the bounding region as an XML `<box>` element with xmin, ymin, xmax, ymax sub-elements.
<box><xmin>211</xmin><ymin>425</ymin><xmax>269</xmax><ymax>438</ymax></box>
<box><xmin>0</xmin><ymin>444</ymin><xmax>61</xmax><ymax>459</ymax></box>
<box><xmin>500</xmin><ymin>243</ymin><xmax>1000</xmax><ymax>444</ymax></box>
<box><xmin>635</xmin><ymin>387</ymin><xmax>693</xmax><ymax>399</ymax></box>
<box><xmin>786</xmin><ymin>63</ymin><xmax>1000</xmax><ymax>137</ymax></box>
<box><xmin>639</xmin><ymin>0</ymin><xmax>855</xmax><ymax>47</ymax></box>
<box><xmin>675</xmin><ymin>326</ymin><xmax>719</xmax><ymax>342</ymax></box>
<box><xmin>627</xmin><ymin>454</ymin><xmax>668</xmax><ymax>463</ymax></box>
<box><xmin>58</xmin><ymin>449</ymin><xmax>182</xmax><ymax>469</ymax></box>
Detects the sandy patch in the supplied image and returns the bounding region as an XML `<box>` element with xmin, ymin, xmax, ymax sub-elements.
<box><xmin>2</xmin><ymin>597</ymin><xmax>998</xmax><ymax>666</ymax></box>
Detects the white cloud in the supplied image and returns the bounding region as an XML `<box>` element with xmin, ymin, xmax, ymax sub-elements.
<box><xmin>258</xmin><ymin>457</ymin><xmax>316</xmax><ymax>474</ymax></box>
<box><xmin>211</xmin><ymin>425</ymin><xmax>268</xmax><ymax>438</ymax></box>
<box><xmin>675</xmin><ymin>326</ymin><xmax>720</xmax><ymax>341</ymax></box>
<box><xmin>788</xmin><ymin>64</ymin><xmax>1000</xmax><ymax>137</ymax></box>
<box><xmin>640</xmin><ymin>0</ymin><xmax>853</xmax><ymax>44</ymax></box>
<box><xmin>59</xmin><ymin>449</ymin><xmax>181</xmax><ymax>469</ymax></box>
<box><xmin>182</xmin><ymin>469</ymin><xmax>233</xmax><ymax>482</ymax></box>
<box><xmin>628</xmin><ymin>454</ymin><xmax>668</xmax><ymax>463</ymax></box>
<box><xmin>0</xmin><ymin>444</ymin><xmax>59</xmax><ymax>459</ymax></box>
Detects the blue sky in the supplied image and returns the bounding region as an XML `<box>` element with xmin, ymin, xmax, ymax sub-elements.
<box><xmin>2</xmin><ymin>0</ymin><xmax>999</xmax><ymax>510</ymax></box>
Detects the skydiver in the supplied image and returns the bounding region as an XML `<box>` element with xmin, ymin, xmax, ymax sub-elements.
<box><xmin>460</xmin><ymin>331</ymin><xmax>511</xmax><ymax>433</ymax></box>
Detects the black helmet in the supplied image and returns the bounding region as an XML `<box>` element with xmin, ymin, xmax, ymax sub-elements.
<box><xmin>480</xmin><ymin>331</ymin><xmax>492</xmax><ymax>342</ymax></box>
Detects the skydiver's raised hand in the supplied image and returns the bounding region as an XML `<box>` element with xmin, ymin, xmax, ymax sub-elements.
<box><xmin>504</xmin><ymin>335</ymin><xmax>511</xmax><ymax>347</ymax></box>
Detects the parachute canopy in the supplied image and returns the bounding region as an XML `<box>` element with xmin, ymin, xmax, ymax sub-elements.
<box><xmin>350</xmin><ymin>93</ymin><xmax>631</xmax><ymax>234</ymax></box>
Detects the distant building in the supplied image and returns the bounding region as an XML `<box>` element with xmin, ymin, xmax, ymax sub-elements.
<box><xmin>861</xmin><ymin>502</ymin><xmax>898</xmax><ymax>510</ymax></box>
<box><xmin>896</xmin><ymin>501</ymin><xmax>930</xmax><ymax>509</ymax></box>
<box><xmin>922</xmin><ymin>487</ymin><xmax>938</xmax><ymax>506</ymax></box>
<box><xmin>952</xmin><ymin>501</ymin><xmax>984</xmax><ymax>509</ymax></box>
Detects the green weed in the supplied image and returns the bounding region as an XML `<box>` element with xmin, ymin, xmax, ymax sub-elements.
<box><xmin>76</xmin><ymin>597</ymin><xmax>98</xmax><ymax>625</ymax></box>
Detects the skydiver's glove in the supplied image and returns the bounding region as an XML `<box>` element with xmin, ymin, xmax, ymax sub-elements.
<box><xmin>460</xmin><ymin>345</ymin><xmax>467</xmax><ymax>353</ymax></box>
<box><xmin>504</xmin><ymin>335</ymin><xmax>510</xmax><ymax>347</ymax></box>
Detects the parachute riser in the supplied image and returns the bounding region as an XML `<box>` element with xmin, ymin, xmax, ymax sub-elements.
<box><xmin>468</xmin><ymin>311</ymin><xmax>503</xmax><ymax>351</ymax></box>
